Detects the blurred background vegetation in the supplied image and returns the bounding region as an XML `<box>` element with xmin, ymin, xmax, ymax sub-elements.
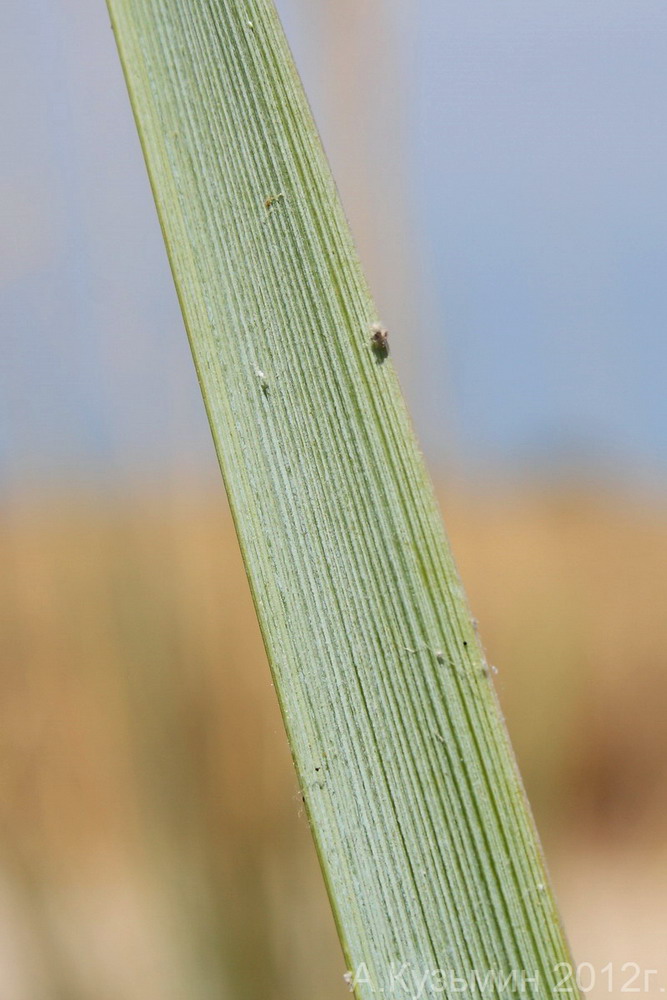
<box><xmin>1</xmin><ymin>1</ymin><xmax>666</xmax><ymax>998</ymax></box>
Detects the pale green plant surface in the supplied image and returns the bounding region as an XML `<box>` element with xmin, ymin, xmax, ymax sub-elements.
<box><xmin>107</xmin><ymin>0</ymin><xmax>579</xmax><ymax>995</ymax></box>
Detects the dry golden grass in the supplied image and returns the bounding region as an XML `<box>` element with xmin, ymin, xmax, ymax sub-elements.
<box><xmin>0</xmin><ymin>483</ymin><xmax>665</xmax><ymax>999</ymax></box>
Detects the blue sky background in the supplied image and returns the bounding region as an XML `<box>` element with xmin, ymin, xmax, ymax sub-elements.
<box><xmin>411</xmin><ymin>0</ymin><xmax>667</xmax><ymax>482</ymax></box>
<box><xmin>1</xmin><ymin>0</ymin><xmax>666</xmax><ymax>489</ymax></box>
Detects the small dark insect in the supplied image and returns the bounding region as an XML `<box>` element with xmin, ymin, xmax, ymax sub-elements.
<box><xmin>264</xmin><ymin>192</ymin><xmax>284</xmax><ymax>213</ymax></box>
<box><xmin>370</xmin><ymin>322</ymin><xmax>389</xmax><ymax>354</ymax></box>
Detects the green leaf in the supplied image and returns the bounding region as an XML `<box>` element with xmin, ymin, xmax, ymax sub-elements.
<box><xmin>107</xmin><ymin>0</ymin><xmax>579</xmax><ymax>994</ymax></box>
